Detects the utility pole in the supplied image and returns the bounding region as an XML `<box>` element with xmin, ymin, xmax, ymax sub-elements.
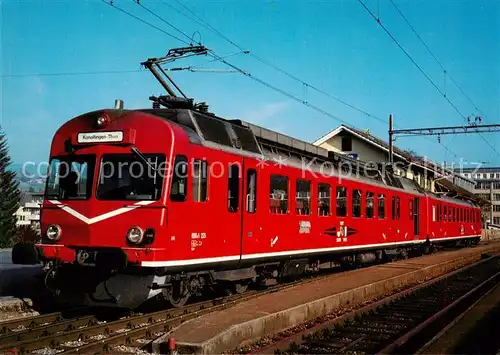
<box><xmin>491</xmin><ymin>183</ymin><xmax>494</xmax><ymax>227</ymax></box>
<box><xmin>388</xmin><ymin>114</ymin><xmax>394</xmax><ymax>164</ymax></box>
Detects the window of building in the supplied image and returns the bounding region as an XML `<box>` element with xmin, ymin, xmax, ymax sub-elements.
<box><xmin>170</xmin><ymin>155</ymin><xmax>188</xmax><ymax>202</ymax></box>
<box><xmin>318</xmin><ymin>183</ymin><xmax>330</xmax><ymax>216</ymax></box>
<box><xmin>378</xmin><ymin>194</ymin><xmax>385</xmax><ymax>219</ymax></box>
<box><xmin>296</xmin><ymin>179</ymin><xmax>311</xmax><ymax>215</ymax></box>
<box><xmin>192</xmin><ymin>160</ymin><xmax>208</xmax><ymax>202</ymax></box>
<box><xmin>228</xmin><ymin>164</ymin><xmax>240</xmax><ymax>212</ymax></box>
<box><xmin>270</xmin><ymin>175</ymin><xmax>288</xmax><ymax>214</ymax></box>
<box><xmin>246</xmin><ymin>169</ymin><xmax>257</xmax><ymax>213</ymax></box>
<box><xmin>352</xmin><ymin>189</ymin><xmax>362</xmax><ymax>217</ymax></box>
<box><xmin>366</xmin><ymin>192</ymin><xmax>374</xmax><ymax>218</ymax></box>
<box><xmin>341</xmin><ymin>136</ymin><xmax>352</xmax><ymax>152</ymax></box>
<box><xmin>336</xmin><ymin>187</ymin><xmax>347</xmax><ymax>216</ymax></box>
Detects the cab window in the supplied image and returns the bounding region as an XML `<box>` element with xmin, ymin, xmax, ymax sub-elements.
<box><xmin>170</xmin><ymin>155</ymin><xmax>188</xmax><ymax>202</ymax></box>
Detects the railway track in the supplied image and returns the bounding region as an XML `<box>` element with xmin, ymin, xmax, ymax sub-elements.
<box><xmin>0</xmin><ymin>275</ymin><xmax>326</xmax><ymax>355</ymax></box>
<box><xmin>271</xmin><ymin>253</ymin><xmax>500</xmax><ymax>355</ymax></box>
<box><xmin>0</xmin><ymin>245</ymin><xmax>487</xmax><ymax>354</ymax></box>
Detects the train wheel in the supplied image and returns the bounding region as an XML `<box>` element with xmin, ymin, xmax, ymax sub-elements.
<box><xmin>232</xmin><ymin>281</ymin><xmax>249</xmax><ymax>294</ymax></box>
<box><xmin>164</xmin><ymin>282</ymin><xmax>190</xmax><ymax>308</ymax></box>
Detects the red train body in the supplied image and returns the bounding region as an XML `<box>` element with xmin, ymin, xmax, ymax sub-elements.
<box><xmin>14</xmin><ymin>106</ymin><xmax>482</xmax><ymax>308</ymax></box>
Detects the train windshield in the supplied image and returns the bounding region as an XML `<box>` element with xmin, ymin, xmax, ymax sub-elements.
<box><xmin>96</xmin><ymin>154</ymin><xmax>166</xmax><ymax>201</ymax></box>
<box><xmin>45</xmin><ymin>155</ymin><xmax>95</xmax><ymax>200</ymax></box>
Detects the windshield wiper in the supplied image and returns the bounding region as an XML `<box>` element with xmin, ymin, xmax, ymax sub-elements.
<box><xmin>131</xmin><ymin>147</ymin><xmax>158</xmax><ymax>172</ymax></box>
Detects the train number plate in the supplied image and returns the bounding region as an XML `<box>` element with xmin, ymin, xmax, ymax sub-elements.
<box><xmin>75</xmin><ymin>250</ymin><xmax>97</xmax><ymax>265</ymax></box>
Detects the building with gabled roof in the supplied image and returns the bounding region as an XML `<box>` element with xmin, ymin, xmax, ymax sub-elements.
<box><xmin>313</xmin><ymin>124</ymin><xmax>478</xmax><ymax>200</ymax></box>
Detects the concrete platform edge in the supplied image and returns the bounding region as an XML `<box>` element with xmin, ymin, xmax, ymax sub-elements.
<box><xmin>0</xmin><ymin>297</ymin><xmax>34</xmax><ymax>313</ymax></box>
<box><xmin>163</xmin><ymin>245</ymin><xmax>500</xmax><ymax>354</ymax></box>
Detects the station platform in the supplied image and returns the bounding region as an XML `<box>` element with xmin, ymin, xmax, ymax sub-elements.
<box><xmin>153</xmin><ymin>242</ymin><xmax>500</xmax><ymax>354</ymax></box>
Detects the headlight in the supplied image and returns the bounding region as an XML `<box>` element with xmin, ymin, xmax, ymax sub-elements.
<box><xmin>96</xmin><ymin>115</ymin><xmax>109</xmax><ymax>127</ymax></box>
<box><xmin>46</xmin><ymin>224</ymin><xmax>61</xmax><ymax>241</ymax></box>
<box><xmin>127</xmin><ymin>226</ymin><xmax>144</xmax><ymax>244</ymax></box>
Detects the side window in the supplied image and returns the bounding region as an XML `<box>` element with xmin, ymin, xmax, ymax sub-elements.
<box><xmin>228</xmin><ymin>164</ymin><xmax>240</xmax><ymax>212</ymax></box>
<box><xmin>336</xmin><ymin>187</ymin><xmax>347</xmax><ymax>217</ymax></box>
<box><xmin>409</xmin><ymin>199</ymin><xmax>414</xmax><ymax>220</ymax></box>
<box><xmin>392</xmin><ymin>196</ymin><xmax>396</xmax><ymax>220</ymax></box>
<box><xmin>296</xmin><ymin>179</ymin><xmax>311</xmax><ymax>215</ymax></box>
<box><xmin>432</xmin><ymin>205</ymin><xmax>436</xmax><ymax>222</ymax></box>
<box><xmin>396</xmin><ymin>197</ymin><xmax>400</xmax><ymax>220</ymax></box>
<box><xmin>318</xmin><ymin>183</ymin><xmax>331</xmax><ymax>216</ymax></box>
<box><xmin>170</xmin><ymin>155</ymin><xmax>188</xmax><ymax>202</ymax></box>
<box><xmin>366</xmin><ymin>192</ymin><xmax>374</xmax><ymax>218</ymax></box>
<box><xmin>246</xmin><ymin>169</ymin><xmax>257</xmax><ymax>213</ymax></box>
<box><xmin>378</xmin><ymin>193</ymin><xmax>385</xmax><ymax>219</ymax></box>
<box><xmin>444</xmin><ymin>205</ymin><xmax>447</xmax><ymax>222</ymax></box>
<box><xmin>270</xmin><ymin>175</ymin><xmax>288</xmax><ymax>214</ymax></box>
<box><xmin>352</xmin><ymin>189</ymin><xmax>362</xmax><ymax>217</ymax></box>
<box><xmin>192</xmin><ymin>160</ymin><xmax>208</xmax><ymax>202</ymax></box>
<box><xmin>391</xmin><ymin>196</ymin><xmax>400</xmax><ymax>220</ymax></box>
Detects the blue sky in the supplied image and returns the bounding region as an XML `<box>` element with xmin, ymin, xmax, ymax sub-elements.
<box><xmin>1</xmin><ymin>0</ymin><xmax>499</xmax><ymax>170</ymax></box>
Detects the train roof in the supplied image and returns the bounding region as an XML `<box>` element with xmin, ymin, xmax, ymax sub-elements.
<box><xmin>134</xmin><ymin>108</ymin><xmax>479</xmax><ymax>207</ymax></box>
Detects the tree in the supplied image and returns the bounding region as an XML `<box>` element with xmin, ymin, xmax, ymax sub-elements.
<box><xmin>12</xmin><ymin>225</ymin><xmax>40</xmax><ymax>244</ymax></box>
<box><xmin>0</xmin><ymin>125</ymin><xmax>21</xmax><ymax>247</ymax></box>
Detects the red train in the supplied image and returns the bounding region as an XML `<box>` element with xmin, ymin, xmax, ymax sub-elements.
<box><xmin>13</xmin><ymin>102</ymin><xmax>482</xmax><ymax>308</ymax></box>
<box><xmin>13</xmin><ymin>49</ymin><xmax>482</xmax><ymax>308</ymax></box>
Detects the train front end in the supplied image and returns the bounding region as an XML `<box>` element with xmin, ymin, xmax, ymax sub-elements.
<box><xmin>13</xmin><ymin>107</ymin><xmax>184</xmax><ymax>308</ymax></box>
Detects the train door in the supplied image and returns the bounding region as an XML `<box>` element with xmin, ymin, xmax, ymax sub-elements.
<box><xmin>226</xmin><ymin>160</ymin><xmax>244</xmax><ymax>259</ymax></box>
<box><xmin>413</xmin><ymin>197</ymin><xmax>420</xmax><ymax>237</ymax></box>
<box><xmin>166</xmin><ymin>153</ymin><xmax>242</xmax><ymax>263</ymax></box>
<box><xmin>241</xmin><ymin>158</ymin><xmax>261</xmax><ymax>257</ymax></box>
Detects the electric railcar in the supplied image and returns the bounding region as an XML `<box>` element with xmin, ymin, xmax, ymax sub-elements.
<box><xmin>13</xmin><ymin>104</ymin><xmax>482</xmax><ymax>308</ymax></box>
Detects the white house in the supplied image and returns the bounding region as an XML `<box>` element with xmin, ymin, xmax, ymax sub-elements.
<box><xmin>14</xmin><ymin>192</ymin><xmax>43</xmax><ymax>231</ymax></box>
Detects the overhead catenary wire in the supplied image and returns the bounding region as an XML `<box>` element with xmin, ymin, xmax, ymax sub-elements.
<box><xmin>388</xmin><ymin>0</ymin><xmax>489</xmax><ymax>121</ymax></box>
<box><xmin>102</xmin><ymin>0</ymin><xmax>353</xmax><ymax>127</ymax></box>
<box><xmin>133</xmin><ymin>0</ymin><xmax>198</xmax><ymax>45</ymax></box>
<box><xmin>387</xmin><ymin>0</ymin><xmax>499</xmax><ymax>160</ymax></box>
<box><xmin>162</xmin><ymin>0</ymin><xmax>461</xmax><ymax>158</ymax></box>
<box><xmin>99</xmin><ymin>0</ymin><xmax>189</xmax><ymax>45</ymax></box>
<box><xmin>167</xmin><ymin>0</ymin><xmax>388</xmax><ymax>125</ymax></box>
<box><xmin>0</xmin><ymin>69</ymin><xmax>145</xmax><ymax>78</ymax></box>
<box><xmin>358</xmin><ymin>0</ymin><xmax>500</xmax><ymax>159</ymax></box>
<box><xmin>103</xmin><ymin>0</ymin><xmax>461</xmax><ymax>159</ymax></box>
